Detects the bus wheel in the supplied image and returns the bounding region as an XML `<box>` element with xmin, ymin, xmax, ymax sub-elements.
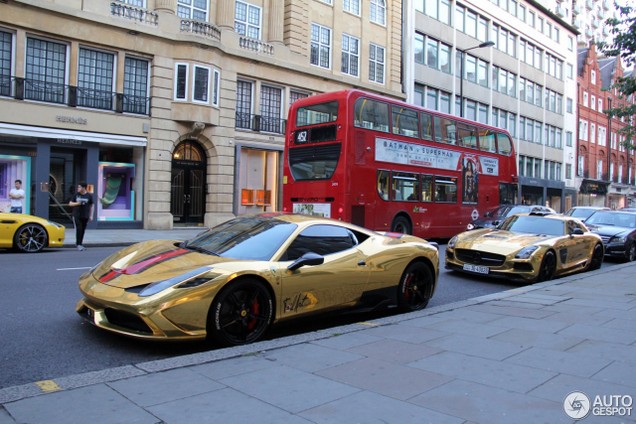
<box><xmin>391</xmin><ymin>216</ymin><xmax>412</xmax><ymax>234</ymax></box>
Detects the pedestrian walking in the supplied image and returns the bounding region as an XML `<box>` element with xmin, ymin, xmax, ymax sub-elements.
<box><xmin>69</xmin><ymin>182</ymin><xmax>94</xmax><ymax>251</ymax></box>
<box><xmin>9</xmin><ymin>179</ymin><xmax>25</xmax><ymax>213</ymax></box>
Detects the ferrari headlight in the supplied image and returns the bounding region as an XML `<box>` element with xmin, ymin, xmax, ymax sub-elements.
<box><xmin>448</xmin><ymin>236</ymin><xmax>458</xmax><ymax>249</ymax></box>
<box><xmin>139</xmin><ymin>266</ymin><xmax>214</xmax><ymax>297</ymax></box>
<box><xmin>515</xmin><ymin>246</ymin><xmax>539</xmax><ymax>259</ymax></box>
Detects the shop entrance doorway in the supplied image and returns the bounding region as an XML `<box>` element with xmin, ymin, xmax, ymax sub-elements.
<box><xmin>171</xmin><ymin>140</ymin><xmax>206</xmax><ymax>226</ymax></box>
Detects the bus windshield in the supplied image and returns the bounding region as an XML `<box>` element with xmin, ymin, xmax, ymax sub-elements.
<box><xmin>296</xmin><ymin>101</ymin><xmax>339</xmax><ymax>126</ymax></box>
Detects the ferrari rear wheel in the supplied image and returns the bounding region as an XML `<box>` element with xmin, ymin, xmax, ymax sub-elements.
<box><xmin>208</xmin><ymin>279</ymin><xmax>273</xmax><ymax>347</ymax></box>
<box><xmin>397</xmin><ymin>261</ymin><xmax>433</xmax><ymax>311</ymax></box>
<box><xmin>588</xmin><ymin>243</ymin><xmax>604</xmax><ymax>270</ymax></box>
<box><xmin>536</xmin><ymin>251</ymin><xmax>556</xmax><ymax>283</ymax></box>
<box><xmin>14</xmin><ymin>224</ymin><xmax>48</xmax><ymax>253</ymax></box>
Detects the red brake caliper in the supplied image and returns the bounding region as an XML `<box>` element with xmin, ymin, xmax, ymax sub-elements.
<box><xmin>247</xmin><ymin>297</ymin><xmax>260</xmax><ymax>331</ymax></box>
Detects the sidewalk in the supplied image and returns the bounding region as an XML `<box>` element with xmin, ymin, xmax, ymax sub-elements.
<box><xmin>2</xmin><ymin>231</ymin><xmax>635</xmax><ymax>423</ymax></box>
<box><xmin>62</xmin><ymin>226</ymin><xmax>207</xmax><ymax>248</ymax></box>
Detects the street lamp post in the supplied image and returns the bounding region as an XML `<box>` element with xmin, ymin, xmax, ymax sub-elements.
<box><xmin>458</xmin><ymin>41</ymin><xmax>495</xmax><ymax>118</ymax></box>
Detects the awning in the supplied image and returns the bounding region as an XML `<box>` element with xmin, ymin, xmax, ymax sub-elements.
<box><xmin>0</xmin><ymin>123</ymin><xmax>147</xmax><ymax>147</ymax></box>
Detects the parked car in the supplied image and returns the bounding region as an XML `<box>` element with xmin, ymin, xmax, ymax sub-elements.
<box><xmin>564</xmin><ymin>206</ymin><xmax>610</xmax><ymax>222</ymax></box>
<box><xmin>584</xmin><ymin>210</ymin><xmax>636</xmax><ymax>262</ymax></box>
<box><xmin>620</xmin><ymin>207</ymin><xmax>636</xmax><ymax>212</ymax></box>
<box><xmin>77</xmin><ymin>213</ymin><xmax>439</xmax><ymax>346</ymax></box>
<box><xmin>447</xmin><ymin>212</ymin><xmax>604</xmax><ymax>283</ymax></box>
<box><xmin>466</xmin><ymin>204</ymin><xmax>556</xmax><ymax>230</ymax></box>
<box><xmin>0</xmin><ymin>212</ymin><xmax>65</xmax><ymax>253</ymax></box>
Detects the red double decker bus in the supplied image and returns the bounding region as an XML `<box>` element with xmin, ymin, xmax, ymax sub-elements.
<box><xmin>282</xmin><ymin>89</ymin><xmax>518</xmax><ymax>239</ymax></box>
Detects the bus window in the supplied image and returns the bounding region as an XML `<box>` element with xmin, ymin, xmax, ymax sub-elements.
<box><xmin>392</xmin><ymin>106</ymin><xmax>419</xmax><ymax>138</ymax></box>
<box><xmin>457</xmin><ymin>124</ymin><xmax>477</xmax><ymax>149</ymax></box>
<box><xmin>434</xmin><ymin>116</ymin><xmax>457</xmax><ymax>144</ymax></box>
<box><xmin>497</xmin><ymin>133</ymin><xmax>513</xmax><ymax>156</ymax></box>
<box><xmin>421</xmin><ymin>175</ymin><xmax>433</xmax><ymax>202</ymax></box>
<box><xmin>421</xmin><ymin>112</ymin><xmax>434</xmax><ymax>140</ymax></box>
<box><xmin>355</xmin><ymin>98</ymin><xmax>390</xmax><ymax>132</ymax></box>
<box><xmin>296</xmin><ymin>101</ymin><xmax>338</xmax><ymax>126</ymax></box>
<box><xmin>480</xmin><ymin>131</ymin><xmax>497</xmax><ymax>153</ymax></box>
<box><xmin>288</xmin><ymin>144</ymin><xmax>341</xmax><ymax>181</ymax></box>
<box><xmin>434</xmin><ymin>176</ymin><xmax>458</xmax><ymax>203</ymax></box>
<box><xmin>377</xmin><ymin>170</ymin><xmax>389</xmax><ymax>200</ymax></box>
<box><xmin>393</xmin><ymin>172</ymin><xmax>420</xmax><ymax>201</ymax></box>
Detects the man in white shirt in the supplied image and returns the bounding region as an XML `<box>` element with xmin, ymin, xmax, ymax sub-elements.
<box><xmin>9</xmin><ymin>179</ymin><xmax>25</xmax><ymax>213</ymax></box>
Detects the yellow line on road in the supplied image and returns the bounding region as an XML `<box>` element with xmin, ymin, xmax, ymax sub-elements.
<box><xmin>35</xmin><ymin>380</ymin><xmax>62</xmax><ymax>392</ymax></box>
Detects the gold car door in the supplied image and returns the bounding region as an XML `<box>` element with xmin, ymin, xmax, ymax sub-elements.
<box><xmin>558</xmin><ymin>220</ymin><xmax>591</xmax><ymax>268</ymax></box>
<box><xmin>276</xmin><ymin>224</ymin><xmax>370</xmax><ymax>319</ymax></box>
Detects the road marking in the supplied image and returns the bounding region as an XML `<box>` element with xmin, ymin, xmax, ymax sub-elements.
<box><xmin>35</xmin><ymin>380</ymin><xmax>61</xmax><ymax>392</ymax></box>
<box><xmin>57</xmin><ymin>267</ymin><xmax>92</xmax><ymax>271</ymax></box>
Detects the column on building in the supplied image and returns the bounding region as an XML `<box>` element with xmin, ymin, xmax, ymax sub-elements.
<box><xmin>268</xmin><ymin>1</ymin><xmax>284</xmax><ymax>44</ymax></box>
<box><xmin>216</xmin><ymin>0</ymin><xmax>234</xmax><ymax>29</ymax></box>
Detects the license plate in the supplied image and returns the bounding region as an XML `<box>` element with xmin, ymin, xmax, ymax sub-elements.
<box><xmin>463</xmin><ymin>264</ymin><xmax>490</xmax><ymax>274</ymax></box>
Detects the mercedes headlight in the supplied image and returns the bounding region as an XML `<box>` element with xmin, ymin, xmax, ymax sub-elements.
<box><xmin>448</xmin><ymin>236</ymin><xmax>458</xmax><ymax>249</ymax></box>
<box><xmin>515</xmin><ymin>246</ymin><xmax>539</xmax><ymax>259</ymax></box>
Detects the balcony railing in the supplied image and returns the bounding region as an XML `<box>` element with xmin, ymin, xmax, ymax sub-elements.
<box><xmin>110</xmin><ymin>1</ymin><xmax>158</xmax><ymax>26</ymax></box>
<box><xmin>238</xmin><ymin>37</ymin><xmax>274</xmax><ymax>55</ymax></box>
<box><xmin>180</xmin><ymin>19</ymin><xmax>221</xmax><ymax>41</ymax></box>
<box><xmin>235</xmin><ymin>112</ymin><xmax>285</xmax><ymax>134</ymax></box>
<box><xmin>2</xmin><ymin>76</ymin><xmax>150</xmax><ymax>115</ymax></box>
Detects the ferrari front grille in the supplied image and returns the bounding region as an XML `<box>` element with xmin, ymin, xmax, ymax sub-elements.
<box><xmin>104</xmin><ymin>308</ymin><xmax>152</xmax><ymax>334</ymax></box>
<box><xmin>455</xmin><ymin>249</ymin><xmax>505</xmax><ymax>266</ymax></box>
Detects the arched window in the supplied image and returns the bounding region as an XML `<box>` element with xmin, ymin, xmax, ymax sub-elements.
<box><xmin>173</xmin><ymin>140</ymin><xmax>204</xmax><ymax>162</ymax></box>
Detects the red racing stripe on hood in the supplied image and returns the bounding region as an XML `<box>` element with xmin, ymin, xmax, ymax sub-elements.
<box><xmin>98</xmin><ymin>248</ymin><xmax>191</xmax><ymax>282</ymax></box>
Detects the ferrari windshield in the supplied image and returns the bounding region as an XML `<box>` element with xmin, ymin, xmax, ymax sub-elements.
<box><xmin>184</xmin><ymin>216</ymin><xmax>297</xmax><ymax>260</ymax></box>
<box><xmin>498</xmin><ymin>215</ymin><xmax>565</xmax><ymax>236</ymax></box>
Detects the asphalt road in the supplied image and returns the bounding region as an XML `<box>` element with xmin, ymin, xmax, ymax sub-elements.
<box><xmin>0</xmin><ymin>245</ymin><xmax>616</xmax><ymax>389</ymax></box>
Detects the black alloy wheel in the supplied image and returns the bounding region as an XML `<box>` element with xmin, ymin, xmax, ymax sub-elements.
<box><xmin>535</xmin><ymin>251</ymin><xmax>556</xmax><ymax>283</ymax></box>
<box><xmin>14</xmin><ymin>224</ymin><xmax>48</xmax><ymax>253</ymax></box>
<box><xmin>588</xmin><ymin>243</ymin><xmax>604</xmax><ymax>271</ymax></box>
<box><xmin>208</xmin><ymin>279</ymin><xmax>273</xmax><ymax>347</ymax></box>
<box><xmin>397</xmin><ymin>261</ymin><xmax>434</xmax><ymax>311</ymax></box>
<box><xmin>626</xmin><ymin>243</ymin><xmax>636</xmax><ymax>262</ymax></box>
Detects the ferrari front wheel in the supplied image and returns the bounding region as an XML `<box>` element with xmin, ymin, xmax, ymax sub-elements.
<box><xmin>14</xmin><ymin>224</ymin><xmax>48</xmax><ymax>253</ymax></box>
<box><xmin>397</xmin><ymin>261</ymin><xmax>433</xmax><ymax>312</ymax></box>
<box><xmin>207</xmin><ymin>279</ymin><xmax>273</xmax><ymax>347</ymax></box>
<box><xmin>535</xmin><ymin>251</ymin><xmax>556</xmax><ymax>283</ymax></box>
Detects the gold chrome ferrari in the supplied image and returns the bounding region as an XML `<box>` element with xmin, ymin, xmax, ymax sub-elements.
<box><xmin>446</xmin><ymin>213</ymin><xmax>604</xmax><ymax>283</ymax></box>
<box><xmin>77</xmin><ymin>213</ymin><xmax>439</xmax><ymax>346</ymax></box>
<box><xmin>0</xmin><ymin>212</ymin><xmax>65</xmax><ymax>253</ymax></box>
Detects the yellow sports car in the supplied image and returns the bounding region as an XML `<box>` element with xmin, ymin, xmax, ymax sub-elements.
<box><xmin>77</xmin><ymin>213</ymin><xmax>439</xmax><ymax>346</ymax></box>
<box><xmin>446</xmin><ymin>213</ymin><xmax>604</xmax><ymax>283</ymax></box>
<box><xmin>0</xmin><ymin>212</ymin><xmax>65</xmax><ymax>253</ymax></box>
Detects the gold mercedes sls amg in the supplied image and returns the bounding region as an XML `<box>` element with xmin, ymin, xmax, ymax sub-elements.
<box><xmin>446</xmin><ymin>213</ymin><xmax>604</xmax><ymax>283</ymax></box>
<box><xmin>0</xmin><ymin>212</ymin><xmax>65</xmax><ymax>253</ymax></box>
<box><xmin>77</xmin><ymin>214</ymin><xmax>439</xmax><ymax>346</ymax></box>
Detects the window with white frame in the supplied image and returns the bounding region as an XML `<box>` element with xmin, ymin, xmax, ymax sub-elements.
<box><xmin>260</xmin><ymin>85</ymin><xmax>283</xmax><ymax>133</ymax></box>
<box><xmin>591</xmin><ymin>95</ymin><xmax>596</xmax><ymax>110</ymax></box>
<box><xmin>597</xmin><ymin>159</ymin><xmax>603</xmax><ymax>180</ymax></box>
<box><xmin>579</xmin><ymin>119</ymin><xmax>588</xmax><ymax>141</ymax></box>
<box><xmin>591</xmin><ymin>69</ymin><xmax>596</xmax><ymax>85</ymax></box>
<box><xmin>344</xmin><ymin>0</ymin><xmax>360</xmax><ymax>15</ymax></box>
<box><xmin>590</xmin><ymin>123</ymin><xmax>596</xmax><ymax>143</ymax></box>
<box><xmin>177</xmin><ymin>0</ymin><xmax>207</xmax><ymax>21</ymax></box>
<box><xmin>0</xmin><ymin>30</ymin><xmax>11</xmax><ymax>97</ymax></box>
<box><xmin>370</xmin><ymin>0</ymin><xmax>386</xmax><ymax>25</ymax></box>
<box><xmin>598</xmin><ymin>126</ymin><xmax>606</xmax><ymax>147</ymax></box>
<box><xmin>174</xmin><ymin>63</ymin><xmax>188</xmax><ymax>101</ymax></box>
<box><xmin>123</xmin><ymin>56</ymin><xmax>150</xmax><ymax>114</ymax></box>
<box><xmin>598</xmin><ymin>98</ymin><xmax>603</xmax><ymax>111</ymax></box>
<box><xmin>25</xmin><ymin>37</ymin><xmax>67</xmax><ymax>103</ymax></box>
<box><xmin>341</xmin><ymin>34</ymin><xmax>360</xmax><ymax>76</ymax></box>
<box><xmin>577</xmin><ymin>155</ymin><xmax>584</xmax><ymax>177</ymax></box>
<box><xmin>78</xmin><ymin>47</ymin><xmax>115</xmax><ymax>110</ymax></box>
<box><xmin>369</xmin><ymin>43</ymin><xmax>385</xmax><ymax>84</ymax></box>
<box><xmin>583</xmin><ymin>91</ymin><xmax>588</xmax><ymax>107</ymax></box>
<box><xmin>235</xmin><ymin>1</ymin><xmax>261</xmax><ymax>39</ymax></box>
<box><xmin>310</xmin><ymin>23</ymin><xmax>331</xmax><ymax>69</ymax></box>
<box><xmin>193</xmin><ymin>65</ymin><xmax>210</xmax><ymax>103</ymax></box>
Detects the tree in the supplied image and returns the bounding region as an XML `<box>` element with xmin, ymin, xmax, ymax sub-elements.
<box><xmin>599</xmin><ymin>3</ymin><xmax>636</xmax><ymax>150</ymax></box>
